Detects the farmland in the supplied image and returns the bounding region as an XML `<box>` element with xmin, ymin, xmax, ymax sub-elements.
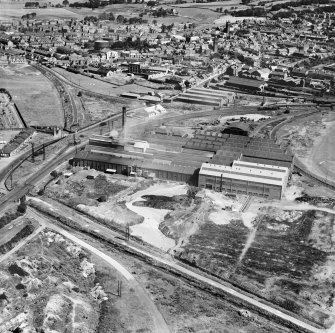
<box><xmin>0</xmin><ymin>3</ymin><xmax>82</xmax><ymax>20</ymax></box>
<box><xmin>0</xmin><ymin>64</ymin><xmax>64</xmax><ymax>127</ymax></box>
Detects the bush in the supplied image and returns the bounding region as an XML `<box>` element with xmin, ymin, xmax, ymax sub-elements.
<box><xmin>97</xmin><ymin>195</ymin><xmax>108</xmax><ymax>202</ymax></box>
<box><xmin>50</xmin><ymin>170</ymin><xmax>58</xmax><ymax>178</ymax></box>
<box><xmin>17</xmin><ymin>203</ymin><xmax>27</xmax><ymax>214</ymax></box>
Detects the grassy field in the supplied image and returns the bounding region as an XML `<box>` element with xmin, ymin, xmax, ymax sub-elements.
<box><xmin>0</xmin><ymin>64</ymin><xmax>64</xmax><ymax>127</ymax></box>
<box><xmin>0</xmin><ymin>3</ymin><xmax>82</xmax><ymax>19</ymax></box>
<box><xmin>173</xmin><ymin>0</ymin><xmax>243</xmax><ymax>8</ymax></box>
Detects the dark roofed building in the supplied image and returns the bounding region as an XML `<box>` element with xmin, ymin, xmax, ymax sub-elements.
<box><xmin>225</xmin><ymin>76</ymin><xmax>267</xmax><ymax>92</ymax></box>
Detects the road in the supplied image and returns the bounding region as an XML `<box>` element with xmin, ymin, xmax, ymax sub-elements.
<box><xmin>28</xmin><ymin>208</ymin><xmax>171</xmax><ymax>333</ymax></box>
<box><xmin>28</xmin><ymin>196</ymin><xmax>326</xmax><ymax>333</ymax></box>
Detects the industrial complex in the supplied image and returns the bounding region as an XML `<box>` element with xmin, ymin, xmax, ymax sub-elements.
<box><xmin>71</xmin><ymin>109</ymin><xmax>294</xmax><ymax>200</ymax></box>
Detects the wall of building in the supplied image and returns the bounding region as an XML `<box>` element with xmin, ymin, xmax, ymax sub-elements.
<box><xmin>72</xmin><ymin>157</ymin><xmax>197</xmax><ymax>185</ymax></box>
<box><xmin>198</xmin><ymin>173</ymin><xmax>282</xmax><ymax>199</ymax></box>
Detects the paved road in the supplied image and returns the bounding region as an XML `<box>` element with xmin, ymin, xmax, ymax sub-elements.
<box><xmin>28</xmin><ymin>196</ymin><xmax>325</xmax><ymax>333</ymax></box>
<box><xmin>28</xmin><ymin>208</ymin><xmax>171</xmax><ymax>333</ymax></box>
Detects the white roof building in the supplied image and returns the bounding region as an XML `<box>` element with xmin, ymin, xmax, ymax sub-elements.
<box><xmin>199</xmin><ymin>160</ymin><xmax>289</xmax><ymax>188</ymax></box>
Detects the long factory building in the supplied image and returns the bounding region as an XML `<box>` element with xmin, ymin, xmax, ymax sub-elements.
<box><xmin>71</xmin><ymin>129</ymin><xmax>294</xmax><ymax>200</ymax></box>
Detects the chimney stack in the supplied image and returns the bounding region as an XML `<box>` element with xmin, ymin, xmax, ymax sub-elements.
<box><xmin>122</xmin><ymin>106</ymin><xmax>126</xmax><ymax>129</ymax></box>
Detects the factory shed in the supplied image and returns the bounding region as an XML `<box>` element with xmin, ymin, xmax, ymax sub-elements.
<box><xmin>71</xmin><ymin>151</ymin><xmax>199</xmax><ymax>185</ymax></box>
<box><xmin>198</xmin><ymin>160</ymin><xmax>289</xmax><ymax>199</ymax></box>
<box><xmin>225</xmin><ymin>76</ymin><xmax>267</xmax><ymax>92</ymax></box>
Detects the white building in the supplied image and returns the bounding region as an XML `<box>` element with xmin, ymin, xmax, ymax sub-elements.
<box><xmin>198</xmin><ymin>160</ymin><xmax>290</xmax><ymax>199</ymax></box>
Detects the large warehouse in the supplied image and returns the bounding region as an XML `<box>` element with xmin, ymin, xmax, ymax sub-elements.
<box><xmin>71</xmin><ymin>130</ymin><xmax>294</xmax><ymax>199</ymax></box>
<box><xmin>198</xmin><ymin>160</ymin><xmax>290</xmax><ymax>199</ymax></box>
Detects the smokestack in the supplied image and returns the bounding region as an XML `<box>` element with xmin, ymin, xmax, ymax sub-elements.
<box><xmin>122</xmin><ymin>106</ymin><xmax>126</xmax><ymax>129</ymax></box>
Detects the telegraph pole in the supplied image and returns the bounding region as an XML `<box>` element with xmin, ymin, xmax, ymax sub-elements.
<box><xmin>30</xmin><ymin>142</ymin><xmax>35</xmax><ymax>163</ymax></box>
<box><xmin>125</xmin><ymin>224</ymin><xmax>130</xmax><ymax>241</ymax></box>
<box><xmin>117</xmin><ymin>281</ymin><xmax>122</xmax><ymax>297</ymax></box>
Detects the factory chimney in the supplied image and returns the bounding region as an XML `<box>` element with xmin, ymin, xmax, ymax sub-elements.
<box><xmin>122</xmin><ymin>106</ymin><xmax>126</xmax><ymax>129</ymax></box>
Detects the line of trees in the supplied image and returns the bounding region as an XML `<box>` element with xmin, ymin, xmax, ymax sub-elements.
<box><xmin>24</xmin><ymin>2</ymin><xmax>39</xmax><ymax>7</ymax></box>
<box><xmin>271</xmin><ymin>0</ymin><xmax>330</xmax><ymax>11</ymax></box>
<box><xmin>152</xmin><ymin>7</ymin><xmax>175</xmax><ymax>17</ymax></box>
<box><xmin>111</xmin><ymin>37</ymin><xmax>151</xmax><ymax>51</ymax></box>
<box><xmin>69</xmin><ymin>0</ymin><xmax>148</xmax><ymax>8</ymax></box>
<box><xmin>231</xmin><ymin>7</ymin><xmax>266</xmax><ymax>17</ymax></box>
<box><xmin>273</xmin><ymin>4</ymin><xmax>335</xmax><ymax>19</ymax></box>
<box><xmin>21</xmin><ymin>12</ymin><xmax>37</xmax><ymax>19</ymax></box>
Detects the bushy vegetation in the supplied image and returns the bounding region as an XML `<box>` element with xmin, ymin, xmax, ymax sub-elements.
<box><xmin>111</xmin><ymin>38</ymin><xmax>151</xmax><ymax>51</ymax></box>
<box><xmin>21</xmin><ymin>12</ymin><xmax>37</xmax><ymax>20</ymax></box>
<box><xmin>271</xmin><ymin>0</ymin><xmax>330</xmax><ymax>11</ymax></box>
<box><xmin>0</xmin><ymin>210</ymin><xmax>24</xmax><ymax>230</ymax></box>
<box><xmin>24</xmin><ymin>2</ymin><xmax>39</xmax><ymax>7</ymax></box>
<box><xmin>231</xmin><ymin>7</ymin><xmax>266</xmax><ymax>17</ymax></box>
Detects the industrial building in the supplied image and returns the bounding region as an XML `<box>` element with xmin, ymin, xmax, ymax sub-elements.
<box><xmin>198</xmin><ymin>160</ymin><xmax>290</xmax><ymax>199</ymax></box>
<box><xmin>71</xmin><ymin>126</ymin><xmax>293</xmax><ymax>199</ymax></box>
<box><xmin>175</xmin><ymin>87</ymin><xmax>235</xmax><ymax>107</ymax></box>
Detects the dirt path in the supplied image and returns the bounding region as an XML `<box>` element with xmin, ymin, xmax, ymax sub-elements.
<box><xmin>28</xmin><ymin>208</ymin><xmax>171</xmax><ymax>333</ymax></box>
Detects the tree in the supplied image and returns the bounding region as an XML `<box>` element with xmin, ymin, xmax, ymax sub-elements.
<box><xmin>17</xmin><ymin>203</ymin><xmax>27</xmax><ymax>214</ymax></box>
<box><xmin>89</xmin><ymin>0</ymin><xmax>100</xmax><ymax>8</ymax></box>
<box><xmin>108</xmin><ymin>12</ymin><xmax>115</xmax><ymax>20</ymax></box>
<box><xmin>98</xmin><ymin>12</ymin><xmax>108</xmax><ymax>20</ymax></box>
<box><xmin>50</xmin><ymin>170</ymin><xmax>58</xmax><ymax>178</ymax></box>
<box><xmin>116</xmin><ymin>14</ymin><xmax>125</xmax><ymax>23</ymax></box>
<box><xmin>62</xmin><ymin>0</ymin><xmax>69</xmax><ymax>6</ymax></box>
<box><xmin>147</xmin><ymin>0</ymin><xmax>156</xmax><ymax>6</ymax></box>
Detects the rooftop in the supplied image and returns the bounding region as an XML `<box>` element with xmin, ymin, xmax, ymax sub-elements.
<box><xmin>199</xmin><ymin>161</ymin><xmax>289</xmax><ymax>187</ymax></box>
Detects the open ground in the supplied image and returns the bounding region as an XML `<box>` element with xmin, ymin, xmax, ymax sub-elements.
<box><xmin>0</xmin><ymin>64</ymin><xmax>64</xmax><ymax>127</ymax></box>
<box><xmin>277</xmin><ymin>111</ymin><xmax>335</xmax><ymax>184</ymax></box>
<box><xmin>0</xmin><ymin>3</ymin><xmax>82</xmax><ymax>20</ymax></box>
